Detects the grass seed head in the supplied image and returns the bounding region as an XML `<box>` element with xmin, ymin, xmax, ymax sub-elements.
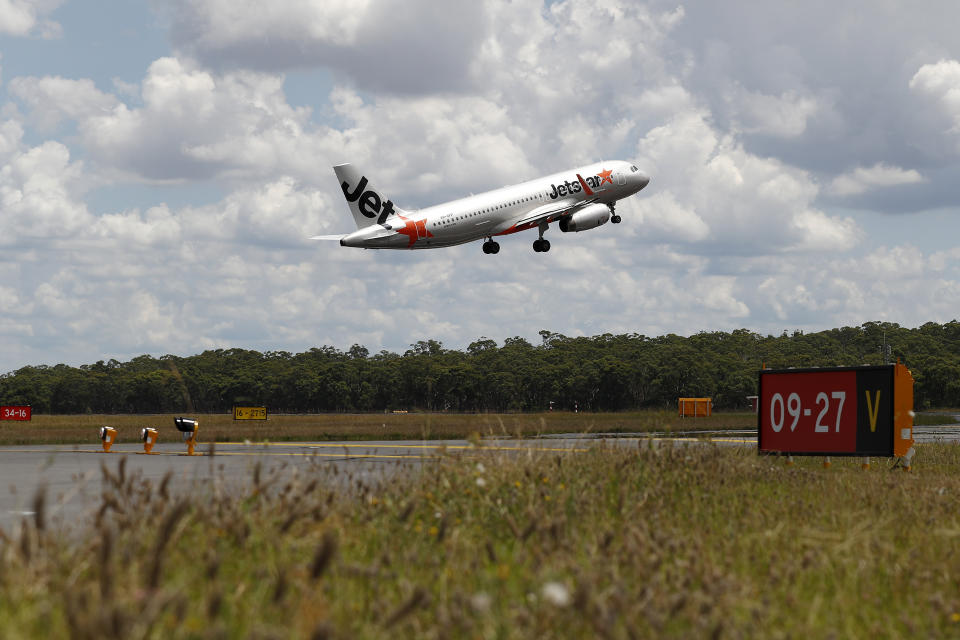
<box><xmin>207</xmin><ymin>590</ymin><xmax>223</xmax><ymax>619</ymax></box>
<box><xmin>159</xmin><ymin>471</ymin><xmax>172</xmax><ymax>501</ymax></box>
<box><xmin>206</xmin><ymin>551</ymin><xmax>220</xmax><ymax>580</ymax></box>
<box><xmin>18</xmin><ymin>520</ymin><xmax>31</xmax><ymax>564</ymax></box>
<box><xmin>32</xmin><ymin>485</ymin><xmax>46</xmax><ymax>533</ymax></box>
<box><xmin>273</xmin><ymin>571</ymin><xmax>288</xmax><ymax>604</ymax></box>
<box><xmin>310</xmin><ymin>530</ymin><xmax>337</xmax><ymax>581</ymax></box>
<box><xmin>98</xmin><ymin>527</ymin><xmax>113</xmax><ymax>599</ymax></box>
<box><xmin>145</xmin><ymin>500</ymin><xmax>190</xmax><ymax>591</ymax></box>
<box><xmin>397</xmin><ymin>502</ymin><xmax>414</xmax><ymax>522</ymax></box>
<box><xmin>383</xmin><ymin>586</ymin><xmax>428</xmax><ymax>629</ymax></box>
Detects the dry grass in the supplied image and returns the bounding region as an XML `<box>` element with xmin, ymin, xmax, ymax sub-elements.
<box><xmin>1</xmin><ymin>442</ymin><xmax>959</xmax><ymax>637</ymax></box>
<box><xmin>0</xmin><ymin>411</ymin><xmax>755</xmax><ymax>445</ymax></box>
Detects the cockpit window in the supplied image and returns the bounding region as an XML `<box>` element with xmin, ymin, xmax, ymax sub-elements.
<box><xmin>631</xmin><ymin>165</ymin><xmax>639</xmax><ymax>172</ymax></box>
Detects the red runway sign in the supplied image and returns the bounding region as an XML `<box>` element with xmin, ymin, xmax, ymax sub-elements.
<box><xmin>1</xmin><ymin>406</ymin><xmax>32</xmax><ymax>421</ymax></box>
<box><xmin>758</xmin><ymin>364</ymin><xmax>913</xmax><ymax>457</ymax></box>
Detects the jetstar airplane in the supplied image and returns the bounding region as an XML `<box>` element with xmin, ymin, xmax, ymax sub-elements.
<box><xmin>312</xmin><ymin>161</ymin><xmax>650</xmax><ymax>254</ymax></box>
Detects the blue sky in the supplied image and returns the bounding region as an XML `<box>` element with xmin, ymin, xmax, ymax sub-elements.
<box><xmin>2</xmin><ymin>0</ymin><xmax>960</xmax><ymax>373</ymax></box>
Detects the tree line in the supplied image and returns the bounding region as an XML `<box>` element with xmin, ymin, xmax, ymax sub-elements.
<box><xmin>3</xmin><ymin>322</ymin><xmax>960</xmax><ymax>414</ymax></box>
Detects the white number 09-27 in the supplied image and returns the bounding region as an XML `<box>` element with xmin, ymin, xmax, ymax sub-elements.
<box><xmin>770</xmin><ymin>391</ymin><xmax>846</xmax><ymax>433</ymax></box>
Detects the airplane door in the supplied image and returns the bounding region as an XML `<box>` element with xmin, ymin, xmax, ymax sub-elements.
<box><xmin>617</xmin><ymin>171</ymin><xmax>626</xmax><ymax>186</ymax></box>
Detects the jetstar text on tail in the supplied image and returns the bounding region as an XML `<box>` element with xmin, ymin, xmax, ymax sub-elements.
<box><xmin>342</xmin><ymin>176</ymin><xmax>397</xmax><ymax>224</ymax></box>
<box><xmin>548</xmin><ymin>168</ymin><xmax>614</xmax><ymax>199</ymax></box>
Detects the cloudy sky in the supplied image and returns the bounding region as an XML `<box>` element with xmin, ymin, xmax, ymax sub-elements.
<box><xmin>2</xmin><ymin>0</ymin><xmax>960</xmax><ymax>372</ymax></box>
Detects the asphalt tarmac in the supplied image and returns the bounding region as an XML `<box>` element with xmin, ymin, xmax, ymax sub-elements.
<box><xmin>0</xmin><ymin>439</ymin><xmax>589</xmax><ymax>531</ymax></box>
<box><xmin>2</xmin><ymin>425</ymin><xmax>958</xmax><ymax>532</ymax></box>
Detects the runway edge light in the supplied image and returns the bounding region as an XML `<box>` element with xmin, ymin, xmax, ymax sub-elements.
<box><xmin>140</xmin><ymin>428</ymin><xmax>158</xmax><ymax>455</ymax></box>
<box><xmin>174</xmin><ymin>417</ymin><xmax>200</xmax><ymax>456</ymax></box>
<box><xmin>99</xmin><ymin>426</ymin><xmax>117</xmax><ymax>453</ymax></box>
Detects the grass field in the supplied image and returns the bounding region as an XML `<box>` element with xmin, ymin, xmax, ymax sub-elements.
<box><xmin>1</xmin><ymin>442</ymin><xmax>959</xmax><ymax>638</ymax></box>
<box><xmin>0</xmin><ymin>411</ymin><xmax>759</xmax><ymax>445</ymax></box>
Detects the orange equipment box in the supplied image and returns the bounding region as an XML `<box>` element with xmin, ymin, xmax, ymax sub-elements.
<box><xmin>679</xmin><ymin>397</ymin><xmax>712</xmax><ymax>417</ymax></box>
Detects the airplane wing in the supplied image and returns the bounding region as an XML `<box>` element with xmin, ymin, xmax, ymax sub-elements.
<box><xmin>506</xmin><ymin>171</ymin><xmax>605</xmax><ymax>230</ymax></box>
<box><xmin>310</xmin><ymin>235</ymin><xmax>347</xmax><ymax>240</ymax></box>
<box><xmin>509</xmin><ymin>196</ymin><xmax>599</xmax><ymax>229</ymax></box>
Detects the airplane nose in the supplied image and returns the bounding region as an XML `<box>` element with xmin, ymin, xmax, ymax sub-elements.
<box><xmin>637</xmin><ymin>173</ymin><xmax>650</xmax><ymax>189</ymax></box>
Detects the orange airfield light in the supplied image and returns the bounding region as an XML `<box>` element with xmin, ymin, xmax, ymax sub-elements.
<box><xmin>99</xmin><ymin>426</ymin><xmax>117</xmax><ymax>453</ymax></box>
<box><xmin>175</xmin><ymin>417</ymin><xmax>200</xmax><ymax>456</ymax></box>
<box><xmin>140</xmin><ymin>428</ymin><xmax>159</xmax><ymax>454</ymax></box>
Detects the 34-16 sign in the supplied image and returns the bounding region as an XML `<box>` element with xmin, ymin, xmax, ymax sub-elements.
<box><xmin>758</xmin><ymin>364</ymin><xmax>913</xmax><ymax>457</ymax></box>
<box><xmin>1</xmin><ymin>405</ymin><xmax>31</xmax><ymax>421</ymax></box>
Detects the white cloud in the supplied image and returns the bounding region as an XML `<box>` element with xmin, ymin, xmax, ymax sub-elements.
<box><xmin>910</xmin><ymin>59</ymin><xmax>960</xmax><ymax>127</ymax></box>
<box><xmin>751</xmin><ymin>245</ymin><xmax>960</xmax><ymax>328</ymax></box>
<box><xmin>0</xmin><ymin>118</ymin><xmax>24</xmax><ymax>159</ymax></box>
<box><xmin>167</xmin><ymin>0</ymin><xmax>369</xmax><ymax>50</ymax></box>
<box><xmin>634</xmin><ymin>105</ymin><xmax>858</xmax><ymax>254</ymax></box>
<box><xmin>788</xmin><ymin>209</ymin><xmax>859</xmax><ymax>252</ymax></box>
<box><xmin>0</xmin><ymin>133</ymin><xmax>92</xmax><ymax>244</ymax></box>
<box><xmin>323</xmin><ymin>87</ymin><xmax>537</xmax><ymax>199</ymax></box>
<box><xmin>11</xmin><ymin>58</ymin><xmax>323</xmax><ymax>182</ymax></box>
<box><xmin>8</xmin><ymin>76</ymin><xmax>119</xmax><ymax>131</ymax></box>
<box><xmin>164</xmin><ymin>0</ymin><xmax>484</xmax><ymax>93</ymax></box>
<box><xmin>631</xmin><ymin>191</ymin><xmax>710</xmax><ymax>243</ymax></box>
<box><xmin>732</xmin><ymin>88</ymin><xmax>820</xmax><ymax>137</ymax></box>
<box><xmin>828</xmin><ymin>163</ymin><xmax>926</xmax><ymax>196</ymax></box>
<box><xmin>0</xmin><ymin>0</ymin><xmax>62</xmax><ymax>38</ymax></box>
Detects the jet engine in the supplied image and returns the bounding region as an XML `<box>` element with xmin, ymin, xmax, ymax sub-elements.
<box><xmin>558</xmin><ymin>203</ymin><xmax>610</xmax><ymax>232</ymax></box>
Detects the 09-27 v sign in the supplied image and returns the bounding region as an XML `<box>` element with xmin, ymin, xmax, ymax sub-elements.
<box><xmin>758</xmin><ymin>364</ymin><xmax>913</xmax><ymax>457</ymax></box>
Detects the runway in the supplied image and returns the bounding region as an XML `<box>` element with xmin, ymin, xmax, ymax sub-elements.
<box><xmin>0</xmin><ymin>439</ymin><xmax>589</xmax><ymax>531</ymax></box>
<box><xmin>2</xmin><ymin>425</ymin><xmax>958</xmax><ymax>531</ymax></box>
<box><xmin>549</xmin><ymin>424</ymin><xmax>960</xmax><ymax>447</ymax></box>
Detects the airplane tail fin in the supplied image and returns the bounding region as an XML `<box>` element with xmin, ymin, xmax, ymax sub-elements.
<box><xmin>334</xmin><ymin>163</ymin><xmax>408</xmax><ymax>229</ymax></box>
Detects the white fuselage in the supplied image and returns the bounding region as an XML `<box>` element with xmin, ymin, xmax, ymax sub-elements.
<box><xmin>339</xmin><ymin>160</ymin><xmax>650</xmax><ymax>250</ymax></box>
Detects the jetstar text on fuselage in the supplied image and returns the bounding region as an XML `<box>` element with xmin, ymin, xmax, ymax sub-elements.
<box><xmin>548</xmin><ymin>169</ymin><xmax>614</xmax><ymax>199</ymax></box>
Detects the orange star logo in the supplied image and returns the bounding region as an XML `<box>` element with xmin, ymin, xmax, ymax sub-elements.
<box><xmin>395</xmin><ymin>215</ymin><xmax>433</xmax><ymax>247</ymax></box>
<box><xmin>598</xmin><ymin>168</ymin><xmax>613</xmax><ymax>185</ymax></box>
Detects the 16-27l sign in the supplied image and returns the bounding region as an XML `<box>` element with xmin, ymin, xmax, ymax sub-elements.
<box><xmin>758</xmin><ymin>364</ymin><xmax>913</xmax><ymax>457</ymax></box>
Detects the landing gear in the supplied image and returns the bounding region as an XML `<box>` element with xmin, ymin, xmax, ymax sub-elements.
<box><xmin>482</xmin><ymin>239</ymin><xmax>500</xmax><ymax>254</ymax></box>
<box><xmin>533</xmin><ymin>220</ymin><xmax>551</xmax><ymax>253</ymax></box>
<box><xmin>609</xmin><ymin>203</ymin><xmax>621</xmax><ymax>224</ymax></box>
